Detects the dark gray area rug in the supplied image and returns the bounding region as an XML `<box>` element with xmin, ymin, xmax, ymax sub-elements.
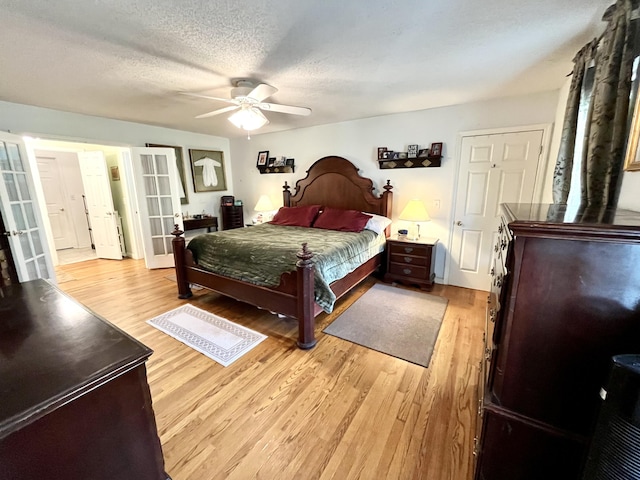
<box><xmin>323</xmin><ymin>283</ymin><xmax>448</xmax><ymax>367</ymax></box>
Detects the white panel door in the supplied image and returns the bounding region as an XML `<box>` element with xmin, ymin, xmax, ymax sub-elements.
<box><xmin>0</xmin><ymin>132</ymin><xmax>54</xmax><ymax>281</ymax></box>
<box><xmin>130</xmin><ymin>147</ymin><xmax>183</xmax><ymax>269</ymax></box>
<box><xmin>449</xmin><ymin>130</ymin><xmax>544</xmax><ymax>290</ymax></box>
<box><xmin>36</xmin><ymin>156</ymin><xmax>76</xmax><ymax>250</ymax></box>
<box><xmin>78</xmin><ymin>151</ymin><xmax>122</xmax><ymax>260</ymax></box>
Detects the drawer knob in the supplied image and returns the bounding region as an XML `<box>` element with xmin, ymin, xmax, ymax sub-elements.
<box><xmin>498</xmin><ymin>224</ymin><xmax>503</xmax><ymax>234</ymax></box>
<box><xmin>501</xmin><ymin>239</ymin><xmax>507</xmax><ymax>250</ymax></box>
<box><xmin>490</xmin><ymin>267</ymin><xmax>495</xmax><ymax>277</ymax></box>
<box><xmin>495</xmin><ymin>275</ymin><xmax>503</xmax><ymax>288</ymax></box>
<box><xmin>404</xmin><ymin>247</ymin><xmax>414</xmax><ymax>254</ymax></box>
<box><xmin>494</xmin><ymin>244</ymin><xmax>499</xmax><ymax>253</ymax></box>
<box><xmin>403</xmin><ymin>268</ymin><xmax>412</xmax><ymax>275</ymax></box>
<box><xmin>404</xmin><ymin>256</ymin><xmax>413</xmax><ymax>263</ymax></box>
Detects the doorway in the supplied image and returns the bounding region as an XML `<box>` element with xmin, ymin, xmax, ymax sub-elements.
<box><xmin>28</xmin><ymin>139</ymin><xmax>141</xmax><ymax>266</ymax></box>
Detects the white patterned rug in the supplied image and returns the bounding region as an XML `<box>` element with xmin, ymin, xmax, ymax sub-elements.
<box><xmin>147</xmin><ymin>304</ymin><xmax>267</xmax><ymax>366</ymax></box>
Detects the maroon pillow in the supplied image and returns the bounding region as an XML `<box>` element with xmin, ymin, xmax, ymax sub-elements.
<box><xmin>270</xmin><ymin>205</ymin><xmax>322</xmax><ymax>227</ymax></box>
<box><xmin>313</xmin><ymin>207</ymin><xmax>372</xmax><ymax>232</ymax></box>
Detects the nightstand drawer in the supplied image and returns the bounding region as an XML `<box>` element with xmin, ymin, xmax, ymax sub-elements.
<box><xmin>390</xmin><ymin>253</ymin><xmax>430</xmax><ymax>266</ymax></box>
<box><xmin>389</xmin><ymin>263</ymin><xmax>428</xmax><ymax>279</ymax></box>
<box><xmin>389</xmin><ymin>243</ymin><xmax>431</xmax><ymax>257</ymax></box>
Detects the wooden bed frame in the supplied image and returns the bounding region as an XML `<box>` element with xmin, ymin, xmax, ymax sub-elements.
<box><xmin>171</xmin><ymin>156</ymin><xmax>393</xmax><ymax>349</ymax></box>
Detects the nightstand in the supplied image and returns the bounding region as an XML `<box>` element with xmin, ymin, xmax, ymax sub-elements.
<box><xmin>384</xmin><ymin>235</ymin><xmax>438</xmax><ymax>290</ymax></box>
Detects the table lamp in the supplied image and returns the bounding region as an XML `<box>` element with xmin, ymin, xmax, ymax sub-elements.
<box><xmin>399</xmin><ymin>199</ymin><xmax>430</xmax><ymax>240</ymax></box>
<box><xmin>254</xmin><ymin>194</ymin><xmax>275</xmax><ymax>223</ymax></box>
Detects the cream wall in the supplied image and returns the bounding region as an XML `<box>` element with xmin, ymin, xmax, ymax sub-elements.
<box><xmin>0</xmin><ymin>100</ymin><xmax>233</xmax><ymax>217</ymax></box>
<box><xmin>229</xmin><ymin>90</ymin><xmax>560</xmax><ymax>282</ymax></box>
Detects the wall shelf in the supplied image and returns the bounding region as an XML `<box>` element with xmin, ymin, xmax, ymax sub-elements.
<box><xmin>378</xmin><ymin>156</ymin><xmax>441</xmax><ymax>169</ymax></box>
<box><xmin>258</xmin><ymin>165</ymin><xmax>295</xmax><ymax>174</ymax></box>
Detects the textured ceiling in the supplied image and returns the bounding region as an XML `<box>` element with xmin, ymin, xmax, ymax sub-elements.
<box><xmin>0</xmin><ymin>0</ymin><xmax>611</xmax><ymax>138</ymax></box>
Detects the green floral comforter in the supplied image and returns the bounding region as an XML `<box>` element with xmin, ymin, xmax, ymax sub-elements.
<box><xmin>186</xmin><ymin>223</ymin><xmax>385</xmax><ymax>313</ymax></box>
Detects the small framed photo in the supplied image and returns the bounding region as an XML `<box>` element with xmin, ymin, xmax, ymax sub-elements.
<box><xmin>429</xmin><ymin>142</ymin><xmax>443</xmax><ymax>157</ymax></box>
<box><xmin>382</xmin><ymin>150</ymin><xmax>394</xmax><ymax>159</ymax></box>
<box><xmin>398</xmin><ymin>152</ymin><xmax>408</xmax><ymax>159</ymax></box>
<box><xmin>273</xmin><ymin>156</ymin><xmax>286</xmax><ymax>167</ymax></box>
<box><xmin>257</xmin><ymin>150</ymin><xmax>269</xmax><ymax>167</ymax></box>
<box><xmin>377</xmin><ymin>147</ymin><xmax>387</xmax><ymax>159</ymax></box>
<box><xmin>418</xmin><ymin>148</ymin><xmax>430</xmax><ymax>158</ymax></box>
<box><xmin>268</xmin><ymin>157</ymin><xmax>276</xmax><ymax>166</ymax></box>
<box><xmin>407</xmin><ymin>145</ymin><xmax>419</xmax><ymax>158</ymax></box>
<box><xmin>285</xmin><ymin>158</ymin><xmax>295</xmax><ymax>166</ymax></box>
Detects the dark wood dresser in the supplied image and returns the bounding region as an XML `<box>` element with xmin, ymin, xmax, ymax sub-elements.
<box><xmin>221</xmin><ymin>205</ymin><xmax>244</xmax><ymax>230</ymax></box>
<box><xmin>0</xmin><ymin>279</ymin><xmax>170</xmax><ymax>480</ymax></box>
<box><xmin>475</xmin><ymin>203</ymin><xmax>640</xmax><ymax>480</ymax></box>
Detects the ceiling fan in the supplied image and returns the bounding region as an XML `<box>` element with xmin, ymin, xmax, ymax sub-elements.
<box><xmin>181</xmin><ymin>80</ymin><xmax>311</xmax><ymax>133</ymax></box>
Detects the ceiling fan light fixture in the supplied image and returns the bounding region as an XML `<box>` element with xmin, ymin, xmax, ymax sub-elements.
<box><xmin>228</xmin><ymin>107</ymin><xmax>269</xmax><ymax>131</ymax></box>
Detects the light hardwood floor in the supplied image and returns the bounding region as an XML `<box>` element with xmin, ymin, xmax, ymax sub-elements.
<box><xmin>55</xmin><ymin>258</ymin><xmax>486</xmax><ymax>480</ymax></box>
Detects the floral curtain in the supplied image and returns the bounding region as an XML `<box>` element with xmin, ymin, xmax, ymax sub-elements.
<box><xmin>552</xmin><ymin>0</ymin><xmax>638</xmax><ymax>208</ymax></box>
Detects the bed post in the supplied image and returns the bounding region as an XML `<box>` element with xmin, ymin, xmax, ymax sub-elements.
<box><xmin>296</xmin><ymin>243</ymin><xmax>317</xmax><ymax>349</ymax></box>
<box><xmin>283</xmin><ymin>181</ymin><xmax>292</xmax><ymax>207</ymax></box>
<box><xmin>382</xmin><ymin>180</ymin><xmax>394</xmax><ymax>236</ymax></box>
<box><xmin>171</xmin><ymin>225</ymin><xmax>193</xmax><ymax>299</ymax></box>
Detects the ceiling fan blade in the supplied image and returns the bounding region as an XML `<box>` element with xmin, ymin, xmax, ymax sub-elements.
<box><xmin>195</xmin><ymin>105</ymin><xmax>239</xmax><ymax>119</ymax></box>
<box><xmin>258</xmin><ymin>102</ymin><xmax>311</xmax><ymax>116</ymax></box>
<box><xmin>247</xmin><ymin>83</ymin><xmax>278</xmax><ymax>102</ymax></box>
<box><xmin>180</xmin><ymin>92</ymin><xmax>239</xmax><ymax>105</ymax></box>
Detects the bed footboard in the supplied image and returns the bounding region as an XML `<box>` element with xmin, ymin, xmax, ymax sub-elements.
<box><xmin>171</xmin><ymin>226</ymin><xmax>317</xmax><ymax>349</ymax></box>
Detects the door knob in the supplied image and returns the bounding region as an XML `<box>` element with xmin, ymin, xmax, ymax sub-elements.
<box><xmin>456</xmin><ymin>221</ymin><xmax>463</xmax><ymax>226</ymax></box>
<box><xmin>60</xmin><ymin>208</ymin><xmax>65</xmax><ymax>211</ymax></box>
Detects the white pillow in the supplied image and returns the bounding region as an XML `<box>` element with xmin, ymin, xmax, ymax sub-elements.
<box><xmin>363</xmin><ymin>212</ymin><xmax>392</xmax><ymax>235</ymax></box>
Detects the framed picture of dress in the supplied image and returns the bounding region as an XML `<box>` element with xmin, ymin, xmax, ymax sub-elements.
<box><xmin>145</xmin><ymin>143</ymin><xmax>189</xmax><ymax>204</ymax></box>
<box><xmin>188</xmin><ymin>149</ymin><xmax>227</xmax><ymax>192</ymax></box>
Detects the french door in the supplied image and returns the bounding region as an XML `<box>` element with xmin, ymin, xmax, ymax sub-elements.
<box><xmin>130</xmin><ymin>147</ymin><xmax>183</xmax><ymax>269</ymax></box>
<box><xmin>0</xmin><ymin>131</ymin><xmax>54</xmax><ymax>281</ymax></box>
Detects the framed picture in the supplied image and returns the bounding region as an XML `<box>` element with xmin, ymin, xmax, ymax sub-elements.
<box><xmin>146</xmin><ymin>143</ymin><xmax>189</xmax><ymax>204</ymax></box>
<box><xmin>378</xmin><ymin>147</ymin><xmax>387</xmax><ymax>159</ymax></box>
<box><xmin>398</xmin><ymin>152</ymin><xmax>408</xmax><ymax>159</ymax></box>
<box><xmin>407</xmin><ymin>145</ymin><xmax>419</xmax><ymax>158</ymax></box>
<box><xmin>429</xmin><ymin>142</ymin><xmax>443</xmax><ymax>157</ymax></box>
<box><xmin>382</xmin><ymin>150</ymin><xmax>394</xmax><ymax>159</ymax></box>
<box><xmin>268</xmin><ymin>157</ymin><xmax>276</xmax><ymax>166</ymax></box>
<box><xmin>273</xmin><ymin>156</ymin><xmax>286</xmax><ymax>167</ymax></box>
<box><xmin>257</xmin><ymin>150</ymin><xmax>269</xmax><ymax>167</ymax></box>
<box><xmin>418</xmin><ymin>148</ymin><xmax>430</xmax><ymax>158</ymax></box>
<box><xmin>188</xmin><ymin>149</ymin><xmax>227</xmax><ymax>192</ymax></box>
<box><xmin>625</xmin><ymin>94</ymin><xmax>640</xmax><ymax>171</ymax></box>
<box><xmin>285</xmin><ymin>158</ymin><xmax>295</xmax><ymax>166</ymax></box>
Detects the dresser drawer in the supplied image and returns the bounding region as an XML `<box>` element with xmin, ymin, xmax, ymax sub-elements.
<box><xmin>389</xmin><ymin>262</ymin><xmax>428</xmax><ymax>280</ymax></box>
<box><xmin>390</xmin><ymin>253</ymin><xmax>430</xmax><ymax>266</ymax></box>
<box><xmin>389</xmin><ymin>242</ymin><xmax>431</xmax><ymax>257</ymax></box>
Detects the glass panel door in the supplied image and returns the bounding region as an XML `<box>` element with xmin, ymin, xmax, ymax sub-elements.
<box><xmin>0</xmin><ymin>132</ymin><xmax>53</xmax><ymax>281</ymax></box>
<box><xmin>130</xmin><ymin>147</ymin><xmax>182</xmax><ymax>269</ymax></box>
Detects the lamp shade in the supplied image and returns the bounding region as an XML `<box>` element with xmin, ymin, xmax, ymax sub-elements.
<box><xmin>228</xmin><ymin>107</ymin><xmax>269</xmax><ymax>131</ymax></box>
<box><xmin>399</xmin><ymin>199</ymin><xmax>430</xmax><ymax>222</ymax></box>
<box><xmin>254</xmin><ymin>194</ymin><xmax>275</xmax><ymax>212</ymax></box>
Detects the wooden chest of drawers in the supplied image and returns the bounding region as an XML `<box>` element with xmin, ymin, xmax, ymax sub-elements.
<box><xmin>384</xmin><ymin>235</ymin><xmax>438</xmax><ymax>290</ymax></box>
<box><xmin>474</xmin><ymin>203</ymin><xmax>640</xmax><ymax>480</ymax></box>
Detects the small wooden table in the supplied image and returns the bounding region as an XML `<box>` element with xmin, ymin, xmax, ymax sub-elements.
<box><xmin>384</xmin><ymin>235</ymin><xmax>438</xmax><ymax>290</ymax></box>
<box><xmin>183</xmin><ymin>216</ymin><xmax>218</xmax><ymax>233</ymax></box>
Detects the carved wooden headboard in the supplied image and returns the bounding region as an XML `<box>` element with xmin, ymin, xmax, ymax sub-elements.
<box><xmin>282</xmin><ymin>156</ymin><xmax>393</xmax><ymax>219</ymax></box>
